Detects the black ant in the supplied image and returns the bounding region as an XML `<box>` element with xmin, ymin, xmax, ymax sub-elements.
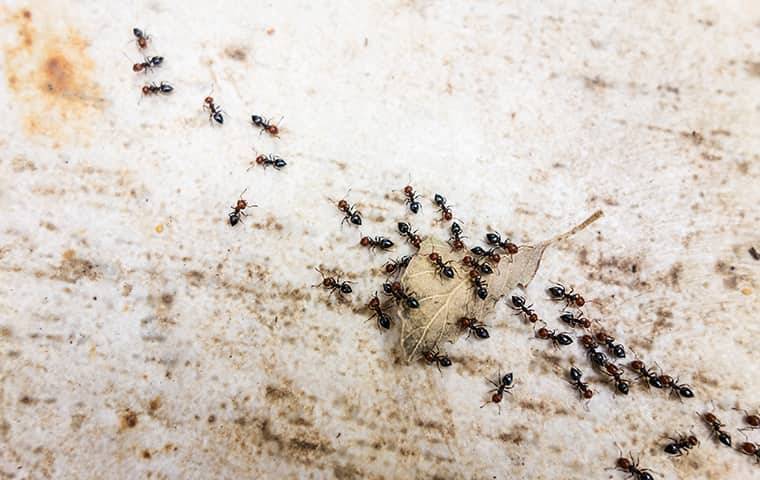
<box><xmin>481</xmin><ymin>371</ymin><xmax>513</xmax><ymax>413</ymax></box>
<box><xmin>535</xmin><ymin>326</ymin><xmax>573</xmax><ymax>347</ymax></box>
<box><xmin>580</xmin><ymin>335</ymin><xmax>609</xmax><ymax>369</ymax></box>
<box><xmin>141</xmin><ymin>82</ymin><xmax>173</xmax><ymax>96</ymax></box>
<box><xmin>433</xmin><ymin>193</ymin><xmax>453</xmax><ymax>221</ymax></box>
<box><xmin>596</xmin><ymin>331</ymin><xmax>626</xmax><ymax>358</ymax></box>
<box><xmin>254</xmin><ymin>154</ymin><xmax>287</xmax><ymax>170</ymax></box>
<box><xmin>470</xmin><ymin>246</ymin><xmax>501</xmax><ymax>264</ymax></box>
<box><xmin>738</xmin><ymin>442</ymin><xmax>760</xmax><ymax>462</ymax></box>
<box><xmin>428</xmin><ymin>252</ymin><xmax>455</xmax><ymax>279</ymax></box>
<box><xmin>204</xmin><ymin>96</ymin><xmax>224</xmax><ymax>124</ymax></box>
<box><xmin>313</xmin><ymin>268</ymin><xmax>353</xmax><ymax>297</ymax></box>
<box><xmin>384</xmin><ymin>255</ymin><xmax>411</xmax><ymax>276</ymax></box>
<box><xmin>548</xmin><ymin>282</ymin><xmax>585</xmax><ymax>307</ymax></box>
<box><xmin>367</xmin><ymin>293</ymin><xmax>391</xmax><ymax>330</ymax></box>
<box><xmin>664</xmin><ymin>433</ymin><xmax>699</xmax><ymax>456</ymax></box>
<box><xmin>735</xmin><ymin>408</ymin><xmax>760</xmax><ymax>434</ymax></box>
<box><xmin>336</xmin><ymin>196</ymin><xmax>362</xmax><ymax>226</ymax></box>
<box><xmin>658</xmin><ymin>375</ymin><xmax>694</xmax><ymax>400</ymax></box>
<box><xmin>485</xmin><ymin>232</ymin><xmax>519</xmax><ymax>257</ymax></box>
<box><xmin>422</xmin><ymin>348</ymin><xmax>451</xmax><ymax>371</ymax></box>
<box><xmin>612</xmin><ymin>453</ymin><xmax>655</xmax><ymax>480</ymax></box>
<box><xmin>402</xmin><ymin>185</ymin><xmax>422</xmax><ymax>214</ymax></box>
<box><xmin>568</xmin><ymin>367</ymin><xmax>594</xmax><ymax>400</ymax></box>
<box><xmin>360</xmin><ymin>235</ymin><xmax>394</xmax><ymax>251</ymax></box>
<box><xmin>448</xmin><ymin>222</ymin><xmax>466</xmax><ymax>251</ymax></box>
<box><xmin>629</xmin><ymin>360</ymin><xmax>664</xmax><ymax>389</ymax></box>
<box><xmin>559</xmin><ymin>310</ymin><xmax>591</xmax><ymax>329</ymax></box>
<box><xmin>469</xmin><ymin>274</ymin><xmax>488</xmax><ymax>300</ymax></box>
<box><xmin>228</xmin><ymin>189</ymin><xmax>256</xmax><ymax>226</ymax></box>
<box><xmin>397</xmin><ymin>222</ymin><xmax>421</xmax><ymax>248</ymax></box>
<box><xmin>458</xmin><ymin>317</ymin><xmax>489</xmax><ymax>339</ymax></box>
<box><xmin>132</xmin><ymin>55</ymin><xmax>163</xmax><ymax>73</ymax></box>
<box><xmin>699</xmin><ymin>411</ymin><xmax>732</xmax><ymax>447</ymax></box>
<box><xmin>382</xmin><ymin>281</ymin><xmax>419</xmax><ymax>309</ymax></box>
<box><xmin>603</xmin><ymin>362</ymin><xmax>631</xmax><ymax>395</ymax></box>
<box><xmin>251</xmin><ymin>115</ymin><xmax>281</xmax><ymax>137</ymax></box>
<box><xmin>461</xmin><ymin>255</ymin><xmax>493</xmax><ymax>275</ymax></box>
<box><xmin>133</xmin><ymin>28</ymin><xmax>150</xmax><ymax>49</ymax></box>
<box><xmin>510</xmin><ymin>296</ymin><xmax>539</xmax><ymax>323</ymax></box>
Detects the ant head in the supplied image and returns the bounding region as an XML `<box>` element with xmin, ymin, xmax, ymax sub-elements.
<box><xmin>368</xmin><ymin>295</ymin><xmax>380</xmax><ymax>309</ymax></box>
<box><xmin>204</xmin><ymin>96</ymin><xmax>214</xmax><ymax>104</ymax></box>
<box><xmin>132</xmin><ymin>63</ymin><xmax>145</xmax><ymax>72</ymax></box>
<box><xmin>142</xmin><ymin>85</ymin><xmax>150</xmax><ymax>94</ymax></box>
<box><xmin>403</xmin><ymin>185</ymin><xmax>413</xmax><ymax>195</ymax></box>
<box><xmin>428</xmin><ymin>252</ymin><xmax>440</xmax><ymax>262</ymax></box>
<box><xmin>256</xmin><ymin>154</ymin><xmax>266</xmax><ymax>164</ymax></box>
<box><xmin>359</xmin><ymin>236</ymin><xmax>370</xmax><ymax>246</ymax></box>
<box><xmin>267</xmin><ymin>125</ymin><xmax>279</xmax><ymax>135</ymax></box>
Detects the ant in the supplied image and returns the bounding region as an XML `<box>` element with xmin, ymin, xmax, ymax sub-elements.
<box><xmin>203</xmin><ymin>96</ymin><xmax>224</xmax><ymax>124</ymax></box>
<box><xmin>462</xmin><ymin>255</ymin><xmax>493</xmax><ymax>275</ymax></box>
<box><xmin>228</xmin><ymin>189</ymin><xmax>256</xmax><ymax>226</ymax></box>
<box><xmin>699</xmin><ymin>411</ymin><xmax>732</xmax><ymax>447</ymax></box>
<box><xmin>458</xmin><ymin>317</ymin><xmax>489</xmax><ymax>339</ymax></box>
<box><xmin>470</xmin><ymin>275</ymin><xmax>488</xmax><ymax>300</ymax></box>
<box><xmin>738</xmin><ymin>442</ymin><xmax>760</xmax><ymax>463</ymax></box>
<box><xmin>433</xmin><ymin>194</ymin><xmax>453</xmax><ymax>221</ymax></box>
<box><xmin>510</xmin><ymin>296</ymin><xmax>539</xmax><ymax>323</ymax></box>
<box><xmin>313</xmin><ymin>267</ymin><xmax>353</xmax><ymax>297</ymax></box>
<box><xmin>402</xmin><ymin>185</ymin><xmax>422</xmax><ymax>214</ymax></box>
<box><xmin>384</xmin><ymin>255</ymin><xmax>411</xmax><ymax>276</ymax></box>
<box><xmin>470</xmin><ymin>246</ymin><xmax>501</xmax><ymax>264</ymax></box>
<box><xmin>596</xmin><ymin>331</ymin><xmax>626</xmax><ymax>358</ymax></box>
<box><xmin>603</xmin><ymin>362</ymin><xmax>630</xmax><ymax>395</ymax></box>
<box><xmin>428</xmin><ymin>252</ymin><xmax>455</xmax><ymax>279</ymax></box>
<box><xmin>612</xmin><ymin>453</ymin><xmax>656</xmax><ymax>480</ymax></box>
<box><xmin>141</xmin><ymin>82</ymin><xmax>173</xmax><ymax>96</ymax></box>
<box><xmin>535</xmin><ymin>326</ymin><xmax>573</xmax><ymax>347</ymax></box>
<box><xmin>254</xmin><ymin>154</ymin><xmax>287</xmax><ymax>170</ymax></box>
<box><xmin>448</xmin><ymin>222</ymin><xmax>466</xmax><ymax>251</ymax></box>
<box><xmin>658</xmin><ymin>375</ymin><xmax>694</xmax><ymax>400</ymax></box>
<box><xmin>629</xmin><ymin>360</ymin><xmax>664</xmax><ymax>389</ymax></box>
<box><xmin>547</xmin><ymin>282</ymin><xmax>585</xmax><ymax>307</ymax></box>
<box><xmin>734</xmin><ymin>408</ymin><xmax>760</xmax><ymax>434</ymax></box>
<box><xmin>133</xmin><ymin>28</ymin><xmax>150</xmax><ymax>49</ymax></box>
<box><xmin>568</xmin><ymin>367</ymin><xmax>594</xmax><ymax>400</ymax></box>
<box><xmin>485</xmin><ymin>232</ymin><xmax>519</xmax><ymax>257</ymax></box>
<box><xmin>367</xmin><ymin>293</ymin><xmax>391</xmax><ymax>330</ymax></box>
<box><xmin>559</xmin><ymin>310</ymin><xmax>591</xmax><ymax>329</ymax></box>
<box><xmin>132</xmin><ymin>55</ymin><xmax>163</xmax><ymax>73</ymax></box>
<box><xmin>580</xmin><ymin>334</ymin><xmax>609</xmax><ymax>369</ymax></box>
<box><xmin>382</xmin><ymin>281</ymin><xmax>419</xmax><ymax>309</ymax></box>
<box><xmin>664</xmin><ymin>433</ymin><xmax>699</xmax><ymax>456</ymax></box>
<box><xmin>336</xmin><ymin>196</ymin><xmax>362</xmax><ymax>226</ymax></box>
<box><xmin>360</xmin><ymin>235</ymin><xmax>394</xmax><ymax>251</ymax></box>
<box><xmin>397</xmin><ymin>222</ymin><xmax>421</xmax><ymax>248</ymax></box>
<box><xmin>481</xmin><ymin>371</ymin><xmax>514</xmax><ymax>414</ymax></box>
<box><xmin>422</xmin><ymin>348</ymin><xmax>451</xmax><ymax>371</ymax></box>
<box><xmin>251</xmin><ymin>115</ymin><xmax>281</xmax><ymax>137</ymax></box>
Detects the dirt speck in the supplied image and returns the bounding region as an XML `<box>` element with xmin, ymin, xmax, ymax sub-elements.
<box><xmin>53</xmin><ymin>249</ymin><xmax>98</xmax><ymax>283</ymax></box>
<box><xmin>746</xmin><ymin>61</ymin><xmax>760</xmax><ymax>78</ymax></box>
<box><xmin>119</xmin><ymin>409</ymin><xmax>139</xmax><ymax>430</ymax></box>
<box><xmin>224</xmin><ymin>46</ymin><xmax>248</xmax><ymax>61</ymax></box>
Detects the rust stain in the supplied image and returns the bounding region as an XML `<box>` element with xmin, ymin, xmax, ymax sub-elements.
<box><xmin>2</xmin><ymin>6</ymin><xmax>103</xmax><ymax>145</ymax></box>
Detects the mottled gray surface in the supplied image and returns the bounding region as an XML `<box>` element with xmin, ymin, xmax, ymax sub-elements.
<box><xmin>1</xmin><ymin>1</ymin><xmax>759</xmax><ymax>479</ymax></box>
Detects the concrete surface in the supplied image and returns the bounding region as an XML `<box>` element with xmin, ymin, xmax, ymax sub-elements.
<box><xmin>0</xmin><ymin>0</ymin><xmax>759</xmax><ymax>479</ymax></box>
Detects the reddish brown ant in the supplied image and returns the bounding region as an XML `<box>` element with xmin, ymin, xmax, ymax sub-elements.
<box><xmin>397</xmin><ymin>222</ymin><xmax>421</xmax><ymax>248</ymax></box>
<box><xmin>596</xmin><ymin>331</ymin><xmax>626</xmax><ymax>358</ymax></box>
<box><xmin>548</xmin><ymin>282</ymin><xmax>585</xmax><ymax>307</ymax></box>
<box><xmin>428</xmin><ymin>252</ymin><xmax>456</xmax><ymax>279</ymax></box>
<box><xmin>568</xmin><ymin>367</ymin><xmax>594</xmax><ymax>401</ymax></box>
<box><xmin>384</xmin><ymin>255</ymin><xmax>411</xmax><ymax>276</ymax></box>
<box><xmin>448</xmin><ymin>222</ymin><xmax>466</xmax><ymax>251</ymax></box>
<box><xmin>458</xmin><ymin>317</ymin><xmax>489</xmax><ymax>339</ymax></box>
<box><xmin>485</xmin><ymin>232</ymin><xmax>519</xmax><ymax>258</ymax></box>
<box><xmin>251</xmin><ymin>115</ymin><xmax>281</xmax><ymax>137</ymax></box>
<box><xmin>336</xmin><ymin>196</ymin><xmax>362</xmax><ymax>226</ymax></box>
<box><xmin>313</xmin><ymin>267</ymin><xmax>353</xmax><ymax>297</ymax></box>
<box><xmin>629</xmin><ymin>360</ymin><xmax>664</xmax><ymax>389</ymax></box>
<box><xmin>132</xmin><ymin>55</ymin><xmax>163</xmax><ymax>73</ymax></box>
<box><xmin>141</xmin><ymin>82</ymin><xmax>173</xmax><ymax>96</ymax></box>
<box><xmin>382</xmin><ymin>281</ymin><xmax>419</xmax><ymax>309</ymax></box>
<box><xmin>228</xmin><ymin>188</ymin><xmax>256</xmax><ymax>226</ymax></box>
<box><xmin>462</xmin><ymin>255</ymin><xmax>493</xmax><ymax>275</ymax></box>
<box><xmin>664</xmin><ymin>433</ymin><xmax>699</xmax><ymax>456</ymax></box>
<box><xmin>535</xmin><ymin>326</ymin><xmax>573</xmax><ymax>347</ymax></box>
<box><xmin>580</xmin><ymin>334</ymin><xmax>609</xmax><ymax>369</ymax></box>
<box><xmin>254</xmin><ymin>154</ymin><xmax>287</xmax><ymax>170</ymax></box>
<box><xmin>612</xmin><ymin>453</ymin><xmax>655</xmax><ymax>480</ymax></box>
<box><xmin>603</xmin><ymin>362</ymin><xmax>630</xmax><ymax>395</ymax></box>
<box><xmin>360</xmin><ymin>235</ymin><xmax>394</xmax><ymax>251</ymax></box>
<box><xmin>402</xmin><ymin>185</ymin><xmax>422</xmax><ymax>214</ymax></box>
<box><xmin>510</xmin><ymin>295</ymin><xmax>539</xmax><ymax>323</ymax></box>
<box><xmin>133</xmin><ymin>28</ymin><xmax>150</xmax><ymax>49</ymax></box>
<box><xmin>738</xmin><ymin>442</ymin><xmax>760</xmax><ymax>462</ymax></box>
<box><xmin>699</xmin><ymin>411</ymin><xmax>732</xmax><ymax>447</ymax></box>
<box><xmin>433</xmin><ymin>193</ymin><xmax>453</xmax><ymax>221</ymax></box>
<box><xmin>559</xmin><ymin>310</ymin><xmax>591</xmax><ymax>329</ymax></box>
<box><xmin>470</xmin><ymin>275</ymin><xmax>488</xmax><ymax>300</ymax></box>
<box><xmin>367</xmin><ymin>293</ymin><xmax>391</xmax><ymax>330</ymax></box>
<box><xmin>734</xmin><ymin>408</ymin><xmax>760</xmax><ymax>434</ymax></box>
<box><xmin>658</xmin><ymin>375</ymin><xmax>694</xmax><ymax>400</ymax></box>
<box><xmin>422</xmin><ymin>348</ymin><xmax>451</xmax><ymax>371</ymax></box>
<box><xmin>481</xmin><ymin>371</ymin><xmax>513</xmax><ymax>414</ymax></box>
<box><xmin>470</xmin><ymin>246</ymin><xmax>501</xmax><ymax>264</ymax></box>
<box><xmin>204</xmin><ymin>96</ymin><xmax>224</xmax><ymax>124</ymax></box>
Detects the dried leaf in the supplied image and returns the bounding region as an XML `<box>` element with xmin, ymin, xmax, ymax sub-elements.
<box><xmin>398</xmin><ymin>210</ymin><xmax>603</xmax><ymax>363</ymax></box>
